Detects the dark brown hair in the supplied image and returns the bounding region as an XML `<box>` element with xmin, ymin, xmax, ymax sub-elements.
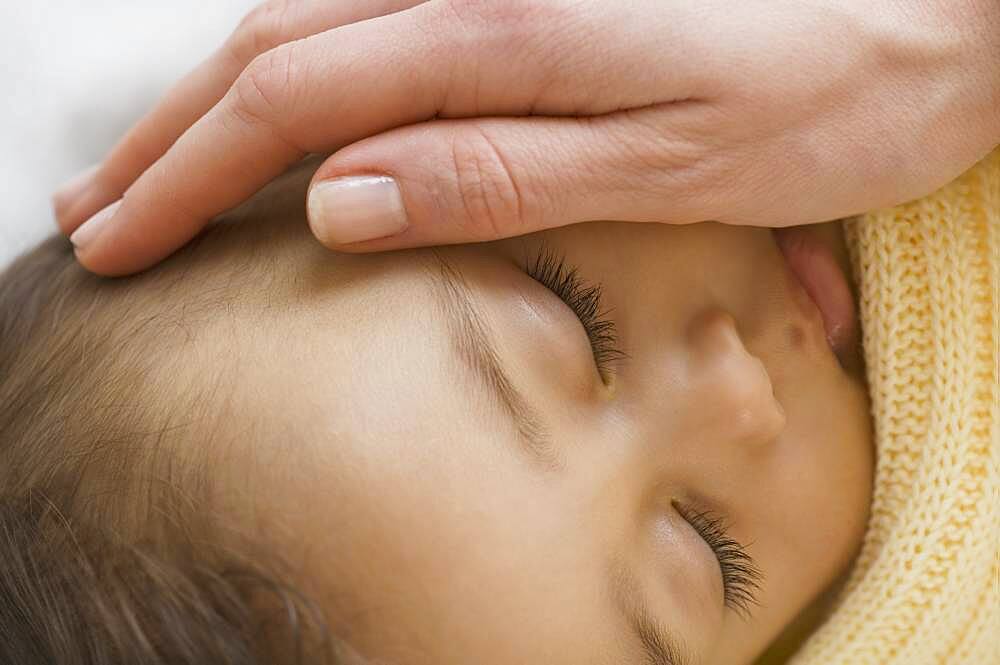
<box><xmin>0</xmin><ymin>232</ymin><xmax>337</xmax><ymax>665</ymax></box>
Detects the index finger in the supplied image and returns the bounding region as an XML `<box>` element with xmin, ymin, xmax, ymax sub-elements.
<box><xmin>56</xmin><ymin>0</ymin><xmax>428</xmax><ymax>236</ymax></box>
<box><xmin>70</xmin><ymin>4</ymin><xmax>455</xmax><ymax>275</ymax></box>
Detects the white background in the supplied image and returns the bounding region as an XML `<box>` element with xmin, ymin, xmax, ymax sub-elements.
<box><xmin>0</xmin><ymin>1</ymin><xmax>257</xmax><ymax>269</ymax></box>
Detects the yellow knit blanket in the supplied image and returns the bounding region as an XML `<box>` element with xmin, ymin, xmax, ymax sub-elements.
<box><xmin>789</xmin><ymin>149</ymin><xmax>1000</xmax><ymax>664</ymax></box>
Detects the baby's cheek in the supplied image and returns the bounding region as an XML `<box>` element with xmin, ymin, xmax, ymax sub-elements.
<box><xmin>775</xmin><ymin>379</ymin><xmax>873</xmax><ymax>582</ymax></box>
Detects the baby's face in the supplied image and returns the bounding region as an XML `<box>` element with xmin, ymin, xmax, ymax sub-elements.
<box><xmin>207</xmin><ymin>207</ymin><xmax>872</xmax><ymax>664</ymax></box>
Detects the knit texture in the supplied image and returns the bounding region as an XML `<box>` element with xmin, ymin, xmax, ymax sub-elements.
<box><xmin>790</xmin><ymin>148</ymin><xmax>1000</xmax><ymax>664</ymax></box>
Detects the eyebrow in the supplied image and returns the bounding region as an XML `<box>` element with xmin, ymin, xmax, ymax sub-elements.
<box><xmin>609</xmin><ymin>559</ymin><xmax>693</xmax><ymax>665</ymax></box>
<box><xmin>429</xmin><ymin>255</ymin><xmax>689</xmax><ymax>662</ymax></box>
<box><xmin>428</xmin><ymin>253</ymin><xmax>560</xmax><ymax>471</ymax></box>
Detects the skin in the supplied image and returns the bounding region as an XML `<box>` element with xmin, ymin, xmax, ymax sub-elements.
<box><xmin>189</xmin><ymin>172</ymin><xmax>874</xmax><ymax>665</ymax></box>
<box><xmin>53</xmin><ymin>0</ymin><xmax>998</xmax><ymax>276</ymax></box>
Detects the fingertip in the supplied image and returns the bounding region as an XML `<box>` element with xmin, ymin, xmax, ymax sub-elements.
<box><xmin>306</xmin><ymin>182</ymin><xmax>337</xmax><ymax>250</ymax></box>
<box><xmin>52</xmin><ymin>164</ymin><xmax>101</xmax><ymax>234</ymax></box>
<box><xmin>71</xmin><ymin>245</ymin><xmax>144</xmax><ymax>279</ymax></box>
<box><xmin>68</xmin><ymin>200</ymin><xmax>138</xmax><ymax>277</ymax></box>
<box><xmin>70</xmin><ymin>244</ymin><xmax>118</xmax><ymax>277</ymax></box>
<box><xmin>56</xmin><ymin>186</ymin><xmax>121</xmax><ymax>238</ymax></box>
<box><xmin>67</xmin><ymin>199</ymin><xmax>159</xmax><ymax>278</ymax></box>
<box><xmin>69</xmin><ymin>199</ymin><xmax>120</xmax><ymax>250</ymax></box>
<box><xmin>306</xmin><ymin>175</ymin><xmax>410</xmax><ymax>248</ymax></box>
<box><xmin>71</xmin><ymin>245</ymin><xmax>102</xmax><ymax>276</ymax></box>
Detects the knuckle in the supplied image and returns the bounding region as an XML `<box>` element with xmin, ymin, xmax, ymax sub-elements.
<box><xmin>228</xmin><ymin>0</ymin><xmax>297</xmax><ymax>64</ymax></box>
<box><xmin>432</xmin><ymin>0</ymin><xmax>571</xmax><ymax>112</ymax></box>
<box><xmin>439</xmin><ymin>0</ymin><xmax>557</xmax><ymax>38</ymax></box>
<box><xmin>448</xmin><ymin>129</ymin><xmax>528</xmax><ymax>241</ymax></box>
<box><xmin>441</xmin><ymin>0</ymin><xmax>519</xmax><ymax>26</ymax></box>
<box><xmin>621</xmin><ymin>119</ymin><xmax>710</xmax><ymax>179</ymax></box>
<box><xmin>230</xmin><ymin>44</ymin><xmax>297</xmax><ymax>127</ymax></box>
<box><xmin>614</xmin><ymin>115</ymin><xmax>726</xmax><ymax>214</ymax></box>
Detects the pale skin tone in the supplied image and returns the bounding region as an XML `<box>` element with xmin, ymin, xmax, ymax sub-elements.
<box><xmin>188</xmin><ymin>171</ymin><xmax>874</xmax><ymax>665</ymax></box>
<box><xmin>54</xmin><ymin>0</ymin><xmax>998</xmax><ymax>276</ymax></box>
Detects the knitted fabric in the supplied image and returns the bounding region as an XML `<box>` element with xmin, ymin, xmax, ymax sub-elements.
<box><xmin>790</xmin><ymin>148</ymin><xmax>1000</xmax><ymax>664</ymax></box>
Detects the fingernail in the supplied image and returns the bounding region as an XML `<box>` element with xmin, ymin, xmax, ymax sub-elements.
<box><xmin>52</xmin><ymin>164</ymin><xmax>100</xmax><ymax>219</ymax></box>
<box><xmin>70</xmin><ymin>199</ymin><xmax>121</xmax><ymax>250</ymax></box>
<box><xmin>308</xmin><ymin>175</ymin><xmax>408</xmax><ymax>245</ymax></box>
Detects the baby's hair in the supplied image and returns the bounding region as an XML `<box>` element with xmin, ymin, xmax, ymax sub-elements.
<box><xmin>0</xmin><ymin>231</ymin><xmax>342</xmax><ymax>664</ymax></box>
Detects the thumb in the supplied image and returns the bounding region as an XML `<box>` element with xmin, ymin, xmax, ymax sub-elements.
<box><xmin>306</xmin><ymin>109</ymin><xmax>715</xmax><ymax>251</ymax></box>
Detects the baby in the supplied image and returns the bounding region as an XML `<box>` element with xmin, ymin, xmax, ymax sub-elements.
<box><xmin>0</xmin><ymin>153</ymin><xmax>995</xmax><ymax>664</ymax></box>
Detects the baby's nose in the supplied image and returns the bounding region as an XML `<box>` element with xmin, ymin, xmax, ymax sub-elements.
<box><xmin>683</xmin><ymin>308</ymin><xmax>787</xmax><ymax>447</ymax></box>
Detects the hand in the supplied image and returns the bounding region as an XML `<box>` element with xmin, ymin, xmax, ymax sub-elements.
<box><xmin>55</xmin><ymin>0</ymin><xmax>999</xmax><ymax>276</ymax></box>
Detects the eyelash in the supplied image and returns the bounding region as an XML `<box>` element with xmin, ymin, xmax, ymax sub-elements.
<box><xmin>524</xmin><ymin>249</ymin><xmax>626</xmax><ymax>380</ymax></box>
<box><xmin>524</xmin><ymin>249</ymin><xmax>760</xmax><ymax>613</ymax></box>
<box><xmin>678</xmin><ymin>506</ymin><xmax>762</xmax><ymax>616</ymax></box>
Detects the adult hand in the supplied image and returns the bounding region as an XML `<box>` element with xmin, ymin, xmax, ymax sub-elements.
<box><xmin>55</xmin><ymin>0</ymin><xmax>999</xmax><ymax>276</ymax></box>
